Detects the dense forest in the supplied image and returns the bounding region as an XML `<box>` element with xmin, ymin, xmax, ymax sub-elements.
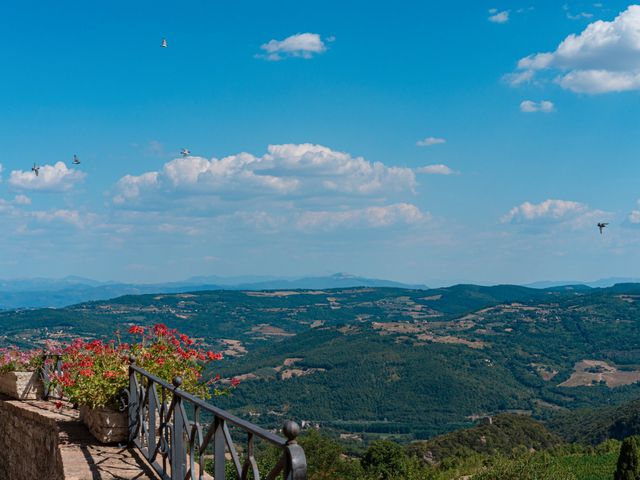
<box><xmin>4</xmin><ymin>284</ymin><xmax>640</xmax><ymax>448</ymax></box>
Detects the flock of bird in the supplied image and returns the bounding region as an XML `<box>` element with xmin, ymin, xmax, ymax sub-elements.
<box><xmin>27</xmin><ymin>38</ymin><xmax>611</xmax><ymax>237</ymax></box>
<box><xmin>30</xmin><ymin>40</ymin><xmax>190</xmax><ymax>176</ymax></box>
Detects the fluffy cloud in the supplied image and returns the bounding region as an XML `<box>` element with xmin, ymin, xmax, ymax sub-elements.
<box><xmin>510</xmin><ymin>5</ymin><xmax>640</xmax><ymax>93</ymax></box>
<box><xmin>0</xmin><ymin>193</ymin><xmax>91</xmax><ymax>232</ymax></box>
<box><xmin>489</xmin><ymin>10</ymin><xmax>509</xmax><ymax>23</ymax></box>
<box><xmin>30</xmin><ymin>209</ymin><xmax>91</xmax><ymax>228</ymax></box>
<box><xmin>113</xmin><ymin>144</ymin><xmax>416</xmax><ymax>207</ymax></box>
<box><xmin>9</xmin><ymin>162</ymin><xmax>86</xmax><ymax>192</ymax></box>
<box><xmin>295</xmin><ymin>203</ymin><xmax>428</xmax><ymax>231</ymax></box>
<box><xmin>502</xmin><ymin>199</ymin><xmax>605</xmax><ymax>229</ymax></box>
<box><xmin>0</xmin><ymin>195</ymin><xmax>32</xmax><ymax>214</ymax></box>
<box><xmin>416</xmin><ymin>164</ymin><xmax>457</xmax><ymax>175</ymax></box>
<box><xmin>628</xmin><ymin>200</ymin><xmax>640</xmax><ymax>224</ymax></box>
<box><xmin>416</xmin><ymin>137</ymin><xmax>446</xmax><ymax>147</ymax></box>
<box><xmin>258</xmin><ymin>33</ymin><xmax>327</xmax><ymax>61</ymax></box>
<box><xmin>13</xmin><ymin>194</ymin><xmax>31</xmax><ymax>205</ymax></box>
<box><xmin>520</xmin><ymin>100</ymin><xmax>555</xmax><ymax>113</ymax></box>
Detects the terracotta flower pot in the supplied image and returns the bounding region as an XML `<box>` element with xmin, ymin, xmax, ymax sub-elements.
<box><xmin>79</xmin><ymin>405</ymin><xmax>129</xmax><ymax>444</ymax></box>
<box><xmin>0</xmin><ymin>371</ymin><xmax>44</xmax><ymax>400</ymax></box>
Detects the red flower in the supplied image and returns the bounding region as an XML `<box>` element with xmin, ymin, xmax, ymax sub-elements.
<box><xmin>55</xmin><ymin>401</ymin><xmax>63</xmax><ymax>410</ymax></box>
<box><xmin>230</xmin><ymin>377</ymin><xmax>240</xmax><ymax>387</ymax></box>
<box><xmin>207</xmin><ymin>351</ymin><xmax>223</xmax><ymax>361</ymax></box>
<box><xmin>79</xmin><ymin>369</ymin><xmax>93</xmax><ymax>377</ymax></box>
<box><xmin>128</xmin><ymin>325</ymin><xmax>144</xmax><ymax>335</ymax></box>
<box><xmin>179</xmin><ymin>334</ymin><xmax>193</xmax><ymax>345</ymax></box>
<box><xmin>103</xmin><ymin>371</ymin><xmax>117</xmax><ymax>379</ymax></box>
<box><xmin>154</xmin><ymin>324</ymin><xmax>169</xmax><ymax>336</ymax></box>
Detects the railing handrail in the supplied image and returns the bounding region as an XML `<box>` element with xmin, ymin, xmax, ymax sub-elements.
<box><xmin>129</xmin><ymin>364</ymin><xmax>287</xmax><ymax>447</ymax></box>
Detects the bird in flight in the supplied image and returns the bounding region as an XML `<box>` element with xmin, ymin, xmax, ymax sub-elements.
<box><xmin>31</xmin><ymin>164</ymin><xmax>40</xmax><ymax>176</ymax></box>
<box><xmin>72</xmin><ymin>154</ymin><xmax>80</xmax><ymax>165</ymax></box>
<box><xmin>180</xmin><ymin>148</ymin><xmax>191</xmax><ymax>157</ymax></box>
<box><xmin>161</xmin><ymin>38</ymin><xmax>168</xmax><ymax>48</ymax></box>
<box><xmin>597</xmin><ymin>222</ymin><xmax>609</xmax><ymax>234</ymax></box>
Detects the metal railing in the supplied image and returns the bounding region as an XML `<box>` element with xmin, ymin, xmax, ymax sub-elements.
<box><xmin>40</xmin><ymin>354</ymin><xmax>64</xmax><ymax>400</ymax></box>
<box><xmin>128</xmin><ymin>359</ymin><xmax>307</xmax><ymax>480</ymax></box>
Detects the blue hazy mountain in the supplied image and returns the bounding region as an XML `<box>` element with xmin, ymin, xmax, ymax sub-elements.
<box><xmin>525</xmin><ymin>277</ymin><xmax>640</xmax><ymax>289</ymax></box>
<box><xmin>0</xmin><ymin>273</ymin><xmax>427</xmax><ymax>309</ymax></box>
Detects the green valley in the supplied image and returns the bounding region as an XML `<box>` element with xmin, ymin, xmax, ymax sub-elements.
<box><xmin>4</xmin><ymin>284</ymin><xmax>640</xmax><ymax>445</ymax></box>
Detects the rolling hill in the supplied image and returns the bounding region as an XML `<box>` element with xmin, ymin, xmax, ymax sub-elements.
<box><xmin>0</xmin><ymin>273</ymin><xmax>427</xmax><ymax>310</ymax></box>
<box><xmin>3</xmin><ymin>283</ymin><xmax>640</xmax><ymax>441</ymax></box>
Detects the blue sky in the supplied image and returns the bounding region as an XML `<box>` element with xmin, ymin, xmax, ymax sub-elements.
<box><xmin>1</xmin><ymin>1</ymin><xmax>640</xmax><ymax>285</ymax></box>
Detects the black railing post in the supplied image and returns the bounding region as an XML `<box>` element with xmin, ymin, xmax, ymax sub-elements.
<box><xmin>283</xmin><ymin>420</ymin><xmax>307</xmax><ymax>480</ymax></box>
<box><xmin>171</xmin><ymin>376</ymin><xmax>186</xmax><ymax>480</ymax></box>
<box><xmin>214</xmin><ymin>416</ymin><xmax>226</xmax><ymax>480</ymax></box>
<box><xmin>128</xmin><ymin>356</ymin><xmax>139</xmax><ymax>444</ymax></box>
<box><xmin>40</xmin><ymin>354</ymin><xmax>62</xmax><ymax>400</ymax></box>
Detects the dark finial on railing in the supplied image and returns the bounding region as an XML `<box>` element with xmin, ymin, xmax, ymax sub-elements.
<box><xmin>172</xmin><ymin>376</ymin><xmax>183</xmax><ymax>389</ymax></box>
<box><xmin>128</xmin><ymin>355</ymin><xmax>136</xmax><ymax>365</ymax></box>
<box><xmin>282</xmin><ymin>420</ymin><xmax>301</xmax><ymax>444</ymax></box>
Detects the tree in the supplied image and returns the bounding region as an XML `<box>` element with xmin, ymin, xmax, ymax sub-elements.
<box><xmin>361</xmin><ymin>440</ymin><xmax>408</xmax><ymax>479</ymax></box>
<box><xmin>298</xmin><ymin>430</ymin><xmax>363</xmax><ymax>479</ymax></box>
<box><xmin>615</xmin><ymin>436</ymin><xmax>640</xmax><ymax>480</ymax></box>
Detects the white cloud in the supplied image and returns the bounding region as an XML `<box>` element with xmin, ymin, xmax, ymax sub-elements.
<box><xmin>416</xmin><ymin>164</ymin><xmax>457</xmax><ymax>175</ymax></box>
<box><xmin>295</xmin><ymin>203</ymin><xmax>428</xmax><ymax>231</ymax></box>
<box><xmin>520</xmin><ymin>100</ymin><xmax>555</xmax><ymax>112</ymax></box>
<box><xmin>13</xmin><ymin>194</ymin><xmax>31</xmax><ymax>205</ymax></box>
<box><xmin>0</xmin><ymin>194</ymin><xmax>32</xmax><ymax>214</ymax></box>
<box><xmin>30</xmin><ymin>209</ymin><xmax>89</xmax><ymax>228</ymax></box>
<box><xmin>502</xmin><ymin>199</ymin><xmax>606</xmax><ymax>229</ymax></box>
<box><xmin>510</xmin><ymin>5</ymin><xmax>640</xmax><ymax>93</ymax></box>
<box><xmin>113</xmin><ymin>144</ymin><xmax>416</xmax><ymax>208</ymax></box>
<box><xmin>628</xmin><ymin>200</ymin><xmax>640</xmax><ymax>224</ymax></box>
<box><xmin>9</xmin><ymin>162</ymin><xmax>86</xmax><ymax>192</ymax></box>
<box><xmin>113</xmin><ymin>172</ymin><xmax>159</xmax><ymax>205</ymax></box>
<box><xmin>489</xmin><ymin>10</ymin><xmax>510</xmax><ymax>23</ymax></box>
<box><xmin>567</xmin><ymin>11</ymin><xmax>594</xmax><ymax>20</ymax></box>
<box><xmin>503</xmin><ymin>69</ymin><xmax>535</xmax><ymax>86</ymax></box>
<box><xmin>416</xmin><ymin>137</ymin><xmax>446</xmax><ymax>147</ymax></box>
<box><xmin>258</xmin><ymin>33</ymin><xmax>327</xmax><ymax>61</ymax></box>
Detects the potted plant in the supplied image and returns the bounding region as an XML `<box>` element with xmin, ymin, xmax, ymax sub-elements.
<box><xmin>53</xmin><ymin>324</ymin><xmax>236</xmax><ymax>444</ymax></box>
<box><xmin>0</xmin><ymin>347</ymin><xmax>44</xmax><ymax>400</ymax></box>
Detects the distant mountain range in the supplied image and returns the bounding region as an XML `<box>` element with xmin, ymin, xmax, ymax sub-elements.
<box><xmin>2</xmin><ymin>272</ymin><xmax>639</xmax><ymax>310</ymax></box>
<box><xmin>524</xmin><ymin>277</ymin><xmax>640</xmax><ymax>289</ymax></box>
<box><xmin>0</xmin><ymin>273</ymin><xmax>428</xmax><ymax>309</ymax></box>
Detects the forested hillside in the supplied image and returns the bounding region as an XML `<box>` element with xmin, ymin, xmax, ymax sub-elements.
<box><xmin>4</xmin><ymin>284</ymin><xmax>640</xmax><ymax>441</ymax></box>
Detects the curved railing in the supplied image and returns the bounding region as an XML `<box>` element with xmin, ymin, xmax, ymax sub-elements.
<box><xmin>128</xmin><ymin>360</ymin><xmax>307</xmax><ymax>480</ymax></box>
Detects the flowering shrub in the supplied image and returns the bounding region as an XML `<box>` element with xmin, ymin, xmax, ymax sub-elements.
<box><xmin>54</xmin><ymin>339</ymin><xmax>130</xmax><ymax>409</ymax></box>
<box><xmin>52</xmin><ymin>324</ymin><xmax>237</xmax><ymax>410</ymax></box>
<box><xmin>0</xmin><ymin>347</ymin><xmax>43</xmax><ymax>374</ymax></box>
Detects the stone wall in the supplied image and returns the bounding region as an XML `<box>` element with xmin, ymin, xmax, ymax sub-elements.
<box><xmin>0</xmin><ymin>395</ymin><xmax>63</xmax><ymax>480</ymax></box>
<box><xmin>0</xmin><ymin>395</ymin><xmax>159</xmax><ymax>480</ymax></box>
